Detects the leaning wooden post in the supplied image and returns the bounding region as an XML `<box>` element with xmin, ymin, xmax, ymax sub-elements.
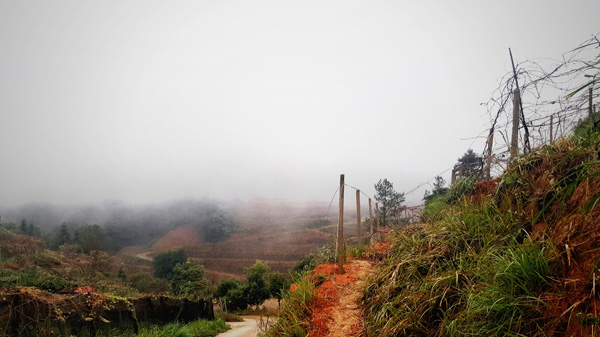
<box><xmin>589</xmin><ymin>87</ymin><xmax>593</xmax><ymax>117</ymax></box>
<box><xmin>337</xmin><ymin>174</ymin><xmax>345</xmax><ymax>274</ymax></box>
<box><xmin>356</xmin><ymin>189</ymin><xmax>361</xmax><ymax>242</ymax></box>
<box><xmin>485</xmin><ymin>131</ymin><xmax>494</xmax><ymax>180</ymax></box>
<box><xmin>368</xmin><ymin>198</ymin><xmax>373</xmax><ymax>239</ymax></box>
<box><xmin>549</xmin><ymin>114</ymin><xmax>554</xmax><ymax>144</ymax></box>
<box><xmin>375</xmin><ymin>202</ymin><xmax>380</xmax><ymax>231</ymax></box>
<box><xmin>510</xmin><ymin>88</ymin><xmax>520</xmax><ymax>161</ymax></box>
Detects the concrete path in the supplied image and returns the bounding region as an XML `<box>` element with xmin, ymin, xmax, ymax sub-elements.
<box><xmin>217</xmin><ymin>316</ymin><xmax>261</xmax><ymax>337</ymax></box>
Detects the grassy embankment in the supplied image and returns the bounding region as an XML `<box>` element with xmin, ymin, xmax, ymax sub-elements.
<box><xmin>93</xmin><ymin>318</ymin><xmax>229</xmax><ymax>337</ymax></box>
<box><xmin>363</xmin><ymin>129</ymin><xmax>600</xmax><ymax>336</ymax></box>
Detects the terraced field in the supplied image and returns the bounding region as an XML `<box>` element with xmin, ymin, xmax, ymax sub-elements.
<box><xmin>119</xmin><ymin>199</ymin><xmax>362</xmax><ymax>283</ymax></box>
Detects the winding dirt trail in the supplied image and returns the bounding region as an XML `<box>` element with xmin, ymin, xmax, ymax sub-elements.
<box><xmin>135</xmin><ymin>251</ymin><xmax>153</xmax><ymax>261</ymax></box>
<box><xmin>307</xmin><ymin>259</ymin><xmax>376</xmax><ymax>337</ymax></box>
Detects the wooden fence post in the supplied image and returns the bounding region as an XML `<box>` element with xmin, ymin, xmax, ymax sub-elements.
<box><xmin>485</xmin><ymin>131</ymin><xmax>494</xmax><ymax>180</ymax></box>
<box><xmin>375</xmin><ymin>202</ymin><xmax>380</xmax><ymax>232</ymax></box>
<box><xmin>590</xmin><ymin>87</ymin><xmax>593</xmax><ymax>117</ymax></box>
<box><xmin>337</xmin><ymin>174</ymin><xmax>345</xmax><ymax>274</ymax></box>
<box><xmin>356</xmin><ymin>189</ymin><xmax>361</xmax><ymax>242</ymax></box>
<box><xmin>368</xmin><ymin>198</ymin><xmax>373</xmax><ymax>239</ymax></box>
<box><xmin>550</xmin><ymin>114</ymin><xmax>554</xmax><ymax>144</ymax></box>
<box><xmin>510</xmin><ymin>88</ymin><xmax>520</xmax><ymax>161</ymax></box>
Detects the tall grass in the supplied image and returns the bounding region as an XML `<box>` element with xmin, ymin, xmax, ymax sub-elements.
<box><xmin>361</xmin><ymin>132</ymin><xmax>600</xmax><ymax>336</ymax></box>
<box><xmin>263</xmin><ymin>275</ymin><xmax>316</xmax><ymax>337</ymax></box>
<box><xmin>362</xmin><ymin>197</ymin><xmax>554</xmax><ymax>336</ymax></box>
<box><xmin>95</xmin><ymin>319</ymin><xmax>229</xmax><ymax>337</ymax></box>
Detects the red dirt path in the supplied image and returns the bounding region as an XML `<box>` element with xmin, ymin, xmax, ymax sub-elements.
<box><xmin>303</xmin><ymin>239</ymin><xmax>392</xmax><ymax>336</ymax></box>
<box><xmin>307</xmin><ymin>260</ymin><xmax>375</xmax><ymax>337</ymax></box>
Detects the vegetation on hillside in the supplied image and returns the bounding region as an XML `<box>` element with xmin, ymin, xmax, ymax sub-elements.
<box><xmin>0</xmin><ymin>200</ymin><xmax>237</xmax><ymax>251</ymax></box>
<box><xmin>215</xmin><ymin>260</ymin><xmax>291</xmax><ymax>312</ymax></box>
<box><xmin>362</xmin><ymin>129</ymin><xmax>600</xmax><ymax>336</ymax></box>
<box><xmin>374</xmin><ymin>178</ymin><xmax>405</xmax><ymax>226</ymax></box>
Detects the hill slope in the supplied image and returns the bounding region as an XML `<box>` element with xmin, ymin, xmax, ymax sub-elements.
<box><xmin>362</xmin><ymin>133</ymin><xmax>600</xmax><ymax>336</ymax></box>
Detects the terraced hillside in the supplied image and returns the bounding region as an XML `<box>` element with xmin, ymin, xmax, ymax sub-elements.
<box><xmin>119</xmin><ymin>199</ymin><xmax>357</xmax><ymax>283</ymax></box>
<box><xmin>186</xmin><ymin>226</ymin><xmax>337</xmax><ymax>282</ymax></box>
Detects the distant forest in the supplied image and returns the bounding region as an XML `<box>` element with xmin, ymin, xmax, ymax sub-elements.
<box><xmin>0</xmin><ymin>199</ymin><xmax>236</xmax><ymax>250</ymax></box>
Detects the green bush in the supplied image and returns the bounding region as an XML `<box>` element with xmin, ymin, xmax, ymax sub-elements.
<box><xmin>0</xmin><ymin>269</ymin><xmax>18</xmax><ymax>287</ymax></box>
<box><xmin>573</xmin><ymin>112</ymin><xmax>600</xmax><ymax>138</ymax></box>
<box><xmin>33</xmin><ymin>250</ymin><xmax>62</xmax><ymax>267</ymax></box>
<box><xmin>16</xmin><ymin>266</ymin><xmax>74</xmax><ymax>292</ymax></box>
<box><xmin>215</xmin><ymin>279</ymin><xmax>242</xmax><ymax>298</ymax></box>
<box><xmin>153</xmin><ymin>249</ymin><xmax>187</xmax><ymax>280</ymax></box>
<box><xmin>225</xmin><ymin>285</ymin><xmax>248</xmax><ymax>311</ymax></box>
<box><xmin>170</xmin><ymin>261</ymin><xmax>213</xmax><ymax>298</ymax></box>
<box><xmin>292</xmin><ymin>254</ymin><xmax>317</xmax><ymax>273</ymax></box>
<box><xmin>129</xmin><ymin>272</ymin><xmax>170</xmax><ymax>293</ymax></box>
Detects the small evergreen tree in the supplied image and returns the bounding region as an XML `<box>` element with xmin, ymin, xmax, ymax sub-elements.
<box><xmin>20</xmin><ymin>219</ymin><xmax>28</xmax><ymax>234</ymax></box>
<box><xmin>52</xmin><ymin>223</ymin><xmax>71</xmax><ymax>250</ymax></box>
<box><xmin>374</xmin><ymin>179</ymin><xmax>405</xmax><ymax>226</ymax></box>
<box><xmin>424</xmin><ymin>176</ymin><xmax>449</xmax><ymax>202</ymax></box>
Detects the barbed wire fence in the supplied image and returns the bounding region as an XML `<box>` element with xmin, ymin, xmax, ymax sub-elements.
<box><xmin>320</xmin><ymin>33</ymin><xmax>599</xmax><ymax>275</ymax></box>
<box><xmin>482</xmin><ymin>33</ymin><xmax>599</xmax><ymax>177</ymax></box>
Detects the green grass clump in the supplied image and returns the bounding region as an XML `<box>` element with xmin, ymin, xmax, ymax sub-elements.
<box><xmin>447</xmin><ymin>243</ymin><xmax>551</xmax><ymax>337</ymax></box>
<box><xmin>362</xmin><ymin>131</ymin><xmax>600</xmax><ymax>336</ymax></box>
<box><xmin>362</xmin><ymin>198</ymin><xmax>554</xmax><ymax>337</ymax></box>
<box><xmin>348</xmin><ymin>243</ymin><xmax>367</xmax><ymax>258</ymax></box>
<box><xmin>264</xmin><ymin>275</ymin><xmax>316</xmax><ymax>337</ymax></box>
<box><xmin>96</xmin><ymin>319</ymin><xmax>229</xmax><ymax>337</ymax></box>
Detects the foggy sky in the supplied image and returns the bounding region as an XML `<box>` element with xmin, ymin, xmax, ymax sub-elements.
<box><xmin>1</xmin><ymin>1</ymin><xmax>598</xmax><ymax>207</ymax></box>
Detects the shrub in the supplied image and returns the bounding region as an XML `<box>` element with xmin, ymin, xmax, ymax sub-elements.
<box><xmin>16</xmin><ymin>266</ymin><xmax>74</xmax><ymax>292</ymax></box>
<box><xmin>32</xmin><ymin>250</ymin><xmax>62</xmax><ymax>267</ymax></box>
<box><xmin>74</xmin><ymin>224</ymin><xmax>107</xmax><ymax>253</ymax></box>
<box><xmin>292</xmin><ymin>254</ymin><xmax>317</xmax><ymax>273</ymax></box>
<box><xmin>170</xmin><ymin>260</ymin><xmax>213</xmax><ymax>298</ymax></box>
<box><xmin>215</xmin><ymin>279</ymin><xmax>242</xmax><ymax>298</ymax></box>
<box><xmin>153</xmin><ymin>249</ymin><xmax>187</xmax><ymax>280</ymax></box>
<box><xmin>129</xmin><ymin>272</ymin><xmax>170</xmax><ymax>293</ymax></box>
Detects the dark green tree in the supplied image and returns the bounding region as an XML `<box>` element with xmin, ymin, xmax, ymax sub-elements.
<box><xmin>128</xmin><ymin>272</ymin><xmax>170</xmax><ymax>293</ymax></box>
<box><xmin>424</xmin><ymin>176</ymin><xmax>449</xmax><ymax>202</ymax></box>
<box><xmin>268</xmin><ymin>272</ymin><xmax>289</xmax><ymax>307</ymax></box>
<box><xmin>458</xmin><ymin>148</ymin><xmax>479</xmax><ymax>164</ymax></box>
<box><xmin>215</xmin><ymin>279</ymin><xmax>248</xmax><ymax>311</ymax></box>
<box><xmin>215</xmin><ymin>279</ymin><xmax>243</xmax><ymax>298</ymax></box>
<box><xmin>374</xmin><ymin>179</ymin><xmax>405</xmax><ymax>226</ymax></box>
<box><xmin>51</xmin><ymin>223</ymin><xmax>71</xmax><ymax>250</ymax></box>
<box><xmin>20</xmin><ymin>219</ymin><xmax>28</xmax><ymax>234</ymax></box>
<box><xmin>202</xmin><ymin>210</ymin><xmax>236</xmax><ymax>242</ymax></box>
<box><xmin>244</xmin><ymin>260</ymin><xmax>271</xmax><ymax>308</ymax></box>
<box><xmin>226</xmin><ymin>285</ymin><xmax>249</xmax><ymax>311</ymax></box>
<box><xmin>170</xmin><ymin>260</ymin><xmax>212</xmax><ymax>298</ymax></box>
<box><xmin>153</xmin><ymin>249</ymin><xmax>187</xmax><ymax>280</ymax></box>
<box><xmin>74</xmin><ymin>224</ymin><xmax>107</xmax><ymax>253</ymax></box>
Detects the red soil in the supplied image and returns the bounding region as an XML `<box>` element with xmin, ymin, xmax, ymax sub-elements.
<box><xmin>151</xmin><ymin>226</ymin><xmax>203</xmax><ymax>251</ymax></box>
<box><xmin>306</xmin><ymin>259</ymin><xmax>377</xmax><ymax>337</ymax></box>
